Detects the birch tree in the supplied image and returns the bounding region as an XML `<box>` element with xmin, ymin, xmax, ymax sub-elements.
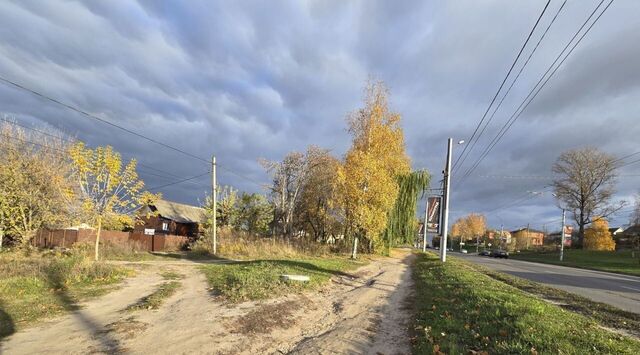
<box><xmin>69</xmin><ymin>143</ymin><xmax>158</xmax><ymax>260</ymax></box>
<box><xmin>336</xmin><ymin>81</ymin><xmax>410</xmax><ymax>257</ymax></box>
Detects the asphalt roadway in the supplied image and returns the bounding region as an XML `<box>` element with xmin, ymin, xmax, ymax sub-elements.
<box><xmin>457</xmin><ymin>253</ymin><xmax>640</xmax><ymax>314</ymax></box>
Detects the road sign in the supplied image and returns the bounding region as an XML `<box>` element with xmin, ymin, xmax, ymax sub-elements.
<box><xmin>427</xmin><ymin>196</ymin><xmax>442</xmax><ymax>233</ymax></box>
<box><xmin>563</xmin><ymin>225</ymin><xmax>573</xmax><ymax>247</ymax></box>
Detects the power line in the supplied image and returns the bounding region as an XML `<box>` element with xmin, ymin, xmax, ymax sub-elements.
<box><xmin>147</xmin><ymin>171</ymin><xmax>211</xmax><ymax>191</ymax></box>
<box><xmin>458</xmin><ymin>0</ymin><xmax>615</xmax><ymax>185</ymax></box>
<box><xmin>452</xmin><ymin>0</ymin><xmax>552</xmax><ymax>173</ymax></box>
<box><xmin>0</xmin><ymin>75</ymin><xmax>211</xmax><ymax>164</ymax></box>
<box><xmin>0</xmin><ymin>79</ymin><xmax>268</xmax><ymax>187</ymax></box>
<box><xmin>454</xmin><ymin>0</ymin><xmax>566</xmax><ymax>174</ymax></box>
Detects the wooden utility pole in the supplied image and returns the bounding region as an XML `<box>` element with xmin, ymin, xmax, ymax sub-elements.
<box><xmin>212</xmin><ymin>155</ymin><xmax>217</xmax><ymax>255</ymax></box>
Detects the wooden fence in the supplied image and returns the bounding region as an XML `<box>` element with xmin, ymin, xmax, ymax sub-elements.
<box><xmin>32</xmin><ymin>229</ymin><xmax>189</xmax><ymax>252</ymax></box>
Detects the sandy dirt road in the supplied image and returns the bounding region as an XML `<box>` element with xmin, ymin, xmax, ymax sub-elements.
<box><xmin>1</xmin><ymin>251</ymin><xmax>415</xmax><ymax>355</ymax></box>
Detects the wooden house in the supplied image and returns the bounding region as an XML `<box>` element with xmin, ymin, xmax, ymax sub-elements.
<box><xmin>134</xmin><ymin>199</ymin><xmax>207</xmax><ymax>239</ymax></box>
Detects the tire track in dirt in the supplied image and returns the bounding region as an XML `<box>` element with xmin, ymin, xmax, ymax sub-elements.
<box><xmin>2</xmin><ymin>252</ymin><xmax>415</xmax><ymax>355</ymax></box>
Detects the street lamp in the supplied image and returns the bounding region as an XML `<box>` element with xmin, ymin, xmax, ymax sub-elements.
<box><xmin>440</xmin><ymin>138</ymin><xmax>465</xmax><ymax>263</ymax></box>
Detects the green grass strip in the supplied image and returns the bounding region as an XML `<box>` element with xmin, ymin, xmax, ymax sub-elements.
<box><xmin>412</xmin><ymin>253</ymin><xmax>640</xmax><ymax>354</ymax></box>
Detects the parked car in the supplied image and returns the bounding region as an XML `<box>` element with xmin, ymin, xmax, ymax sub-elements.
<box><xmin>490</xmin><ymin>250</ymin><xmax>509</xmax><ymax>259</ymax></box>
<box><xmin>461</xmin><ymin>249</ymin><xmax>468</xmax><ymax>254</ymax></box>
<box><xmin>478</xmin><ymin>250</ymin><xmax>490</xmax><ymax>256</ymax></box>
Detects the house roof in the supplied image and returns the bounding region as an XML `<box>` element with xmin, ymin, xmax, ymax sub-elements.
<box><xmin>150</xmin><ymin>199</ymin><xmax>207</xmax><ymax>224</ymax></box>
<box><xmin>622</xmin><ymin>225</ymin><xmax>640</xmax><ymax>236</ymax></box>
<box><xmin>510</xmin><ymin>227</ymin><xmax>545</xmax><ymax>235</ymax></box>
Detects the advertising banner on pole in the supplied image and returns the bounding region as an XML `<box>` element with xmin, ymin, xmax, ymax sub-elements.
<box><xmin>426</xmin><ymin>196</ymin><xmax>442</xmax><ymax>233</ymax></box>
<box><xmin>563</xmin><ymin>225</ymin><xmax>573</xmax><ymax>247</ymax></box>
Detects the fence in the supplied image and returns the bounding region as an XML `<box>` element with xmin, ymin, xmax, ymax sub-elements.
<box><xmin>32</xmin><ymin>229</ymin><xmax>189</xmax><ymax>252</ymax></box>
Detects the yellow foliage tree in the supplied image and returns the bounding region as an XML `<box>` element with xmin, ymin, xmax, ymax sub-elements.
<box><xmin>69</xmin><ymin>143</ymin><xmax>159</xmax><ymax>260</ymax></box>
<box><xmin>584</xmin><ymin>218</ymin><xmax>615</xmax><ymax>251</ymax></box>
<box><xmin>336</xmin><ymin>81</ymin><xmax>410</xmax><ymax>256</ymax></box>
<box><xmin>451</xmin><ymin>213</ymin><xmax>486</xmax><ymax>244</ymax></box>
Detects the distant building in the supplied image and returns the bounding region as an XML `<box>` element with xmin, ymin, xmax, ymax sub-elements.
<box><xmin>134</xmin><ymin>199</ymin><xmax>207</xmax><ymax>238</ymax></box>
<box><xmin>510</xmin><ymin>227</ymin><xmax>545</xmax><ymax>247</ymax></box>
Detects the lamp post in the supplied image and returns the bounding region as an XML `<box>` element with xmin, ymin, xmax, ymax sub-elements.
<box><xmin>440</xmin><ymin>139</ymin><xmax>465</xmax><ymax>263</ymax></box>
<box><xmin>552</xmin><ymin>193</ymin><xmax>567</xmax><ymax>262</ymax></box>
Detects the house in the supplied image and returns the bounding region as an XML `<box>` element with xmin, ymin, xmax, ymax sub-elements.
<box><xmin>510</xmin><ymin>227</ymin><xmax>545</xmax><ymax>247</ymax></box>
<box><xmin>616</xmin><ymin>225</ymin><xmax>640</xmax><ymax>249</ymax></box>
<box><xmin>134</xmin><ymin>199</ymin><xmax>208</xmax><ymax>238</ymax></box>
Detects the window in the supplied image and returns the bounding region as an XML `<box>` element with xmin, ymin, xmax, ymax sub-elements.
<box><xmin>162</xmin><ymin>222</ymin><xmax>168</xmax><ymax>231</ymax></box>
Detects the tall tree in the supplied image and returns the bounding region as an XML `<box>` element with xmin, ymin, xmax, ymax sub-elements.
<box><xmin>0</xmin><ymin>121</ymin><xmax>75</xmax><ymax>245</ymax></box>
<box><xmin>631</xmin><ymin>193</ymin><xmax>640</xmax><ymax>226</ymax></box>
<box><xmin>552</xmin><ymin>147</ymin><xmax>623</xmax><ymax>245</ymax></box>
<box><xmin>262</xmin><ymin>151</ymin><xmax>306</xmax><ymax>236</ymax></box>
<box><xmin>297</xmin><ymin>148</ymin><xmax>341</xmax><ymax>242</ymax></box>
<box><xmin>69</xmin><ymin>143</ymin><xmax>158</xmax><ymax>260</ymax></box>
<box><xmin>336</xmin><ymin>81</ymin><xmax>410</xmax><ymax>256</ymax></box>
<box><xmin>584</xmin><ymin>218</ymin><xmax>615</xmax><ymax>251</ymax></box>
<box><xmin>383</xmin><ymin>170</ymin><xmax>430</xmax><ymax>252</ymax></box>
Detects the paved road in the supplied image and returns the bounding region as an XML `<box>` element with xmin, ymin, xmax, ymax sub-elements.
<box><xmin>457</xmin><ymin>253</ymin><xmax>640</xmax><ymax>314</ymax></box>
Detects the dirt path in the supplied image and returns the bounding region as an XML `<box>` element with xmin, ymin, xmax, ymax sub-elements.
<box><xmin>1</xmin><ymin>251</ymin><xmax>415</xmax><ymax>355</ymax></box>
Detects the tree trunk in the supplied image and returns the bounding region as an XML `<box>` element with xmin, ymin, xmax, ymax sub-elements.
<box><xmin>351</xmin><ymin>235</ymin><xmax>359</xmax><ymax>259</ymax></box>
<box><xmin>578</xmin><ymin>210</ymin><xmax>585</xmax><ymax>247</ymax></box>
<box><xmin>94</xmin><ymin>216</ymin><xmax>102</xmax><ymax>261</ymax></box>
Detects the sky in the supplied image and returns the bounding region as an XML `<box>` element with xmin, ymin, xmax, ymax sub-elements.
<box><xmin>0</xmin><ymin>0</ymin><xmax>638</xmax><ymax>232</ymax></box>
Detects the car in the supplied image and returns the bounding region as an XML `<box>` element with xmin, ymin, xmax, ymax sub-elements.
<box><xmin>489</xmin><ymin>250</ymin><xmax>509</xmax><ymax>259</ymax></box>
<box><xmin>461</xmin><ymin>249</ymin><xmax>468</xmax><ymax>254</ymax></box>
<box><xmin>478</xmin><ymin>250</ymin><xmax>490</xmax><ymax>256</ymax></box>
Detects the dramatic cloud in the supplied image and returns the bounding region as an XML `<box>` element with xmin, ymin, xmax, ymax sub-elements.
<box><xmin>1</xmin><ymin>0</ymin><xmax>638</xmax><ymax>230</ymax></box>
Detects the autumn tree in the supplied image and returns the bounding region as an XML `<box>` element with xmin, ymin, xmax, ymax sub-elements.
<box><xmin>552</xmin><ymin>147</ymin><xmax>623</xmax><ymax>245</ymax></box>
<box><xmin>0</xmin><ymin>121</ymin><xmax>75</xmax><ymax>246</ymax></box>
<box><xmin>584</xmin><ymin>218</ymin><xmax>615</xmax><ymax>251</ymax></box>
<box><xmin>336</xmin><ymin>81</ymin><xmax>410</xmax><ymax>257</ymax></box>
<box><xmin>235</xmin><ymin>193</ymin><xmax>273</xmax><ymax>234</ymax></box>
<box><xmin>451</xmin><ymin>213</ymin><xmax>486</xmax><ymax>245</ymax></box>
<box><xmin>69</xmin><ymin>143</ymin><xmax>158</xmax><ymax>261</ymax></box>
<box><xmin>631</xmin><ymin>193</ymin><xmax>640</xmax><ymax>226</ymax></box>
<box><xmin>296</xmin><ymin>148</ymin><xmax>342</xmax><ymax>241</ymax></box>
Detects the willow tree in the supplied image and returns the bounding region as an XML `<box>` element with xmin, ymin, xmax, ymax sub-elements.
<box><xmin>336</xmin><ymin>81</ymin><xmax>410</xmax><ymax>257</ymax></box>
<box><xmin>382</xmin><ymin>170</ymin><xmax>430</xmax><ymax>253</ymax></box>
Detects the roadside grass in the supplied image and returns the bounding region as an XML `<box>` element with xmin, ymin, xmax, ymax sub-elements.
<box><xmin>0</xmin><ymin>250</ymin><xmax>132</xmax><ymax>339</ymax></box>
<box><xmin>200</xmin><ymin>257</ymin><xmax>367</xmax><ymax>302</ymax></box>
<box><xmin>512</xmin><ymin>249</ymin><xmax>640</xmax><ymax>276</ymax></box>
<box><xmin>412</xmin><ymin>253</ymin><xmax>640</xmax><ymax>354</ymax></box>
<box><xmin>125</xmin><ymin>281</ymin><xmax>181</xmax><ymax>311</ymax></box>
<box><xmin>476</xmin><ymin>265</ymin><xmax>640</xmax><ymax>338</ymax></box>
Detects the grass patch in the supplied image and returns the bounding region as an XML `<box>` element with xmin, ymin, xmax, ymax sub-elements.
<box><xmin>0</xmin><ymin>250</ymin><xmax>132</xmax><ymax>339</ymax></box>
<box><xmin>512</xmin><ymin>249</ymin><xmax>640</xmax><ymax>276</ymax></box>
<box><xmin>159</xmin><ymin>270</ymin><xmax>184</xmax><ymax>280</ymax></box>
<box><xmin>126</xmin><ymin>281</ymin><xmax>181</xmax><ymax>311</ymax></box>
<box><xmin>412</xmin><ymin>252</ymin><xmax>640</xmax><ymax>354</ymax></box>
<box><xmin>200</xmin><ymin>257</ymin><xmax>366</xmax><ymax>302</ymax></box>
<box><xmin>475</xmin><ymin>265</ymin><xmax>640</xmax><ymax>338</ymax></box>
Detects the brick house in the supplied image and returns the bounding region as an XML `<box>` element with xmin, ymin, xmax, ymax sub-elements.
<box><xmin>510</xmin><ymin>227</ymin><xmax>545</xmax><ymax>248</ymax></box>
<box><xmin>134</xmin><ymin>199</ymin><xmax>207</xmax><ymax>239</ymax></box>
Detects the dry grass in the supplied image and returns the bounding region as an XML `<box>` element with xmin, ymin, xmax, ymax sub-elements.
<box><xmin>0</xmin><ymin>249</ymin><xmax>132</xmax><ymax>339</ymax></box>
<box><xmin>192</xmin><ymin>228</ymin><xmax>336</xmax><ymax>260</ymax></box>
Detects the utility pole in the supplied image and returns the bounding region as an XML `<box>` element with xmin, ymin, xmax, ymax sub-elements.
<box><xmin>212</xmin><ymin>155</ymin><xmax>217</xmax><ymax>255</ymax></box>
<box><xmin>440</xmin><ymin>138</ymin><xmax>453</xmax><ymax>262</ymax></box>
<box><xmin>500</xmin><ymin>223</ymin><xmax>504</xmax><ymax>250</ymax></box>
<box><xmin>422</xmin><ymin>197</ymin><xmax>429</xmax><ymax>252</ymax></box>
<box><xmin>560</xmin><ymin>209</ymin><xmax>566</xmax><ymax>262</ymax></box>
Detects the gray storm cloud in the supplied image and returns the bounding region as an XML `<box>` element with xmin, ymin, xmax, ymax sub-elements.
<box><xmin>0</xmin><ymin>0</ymin><xmax>637</xmax><ymax>229</ymax></box>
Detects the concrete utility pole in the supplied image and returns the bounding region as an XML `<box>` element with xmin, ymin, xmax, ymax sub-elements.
<box><xmin>440</xmin><ymin>138</ymin><xmax>453</xmax><ymax>262</ymax></box>
<box><xmin>560</xmin><ymin>209</ymin><xmax>566</xmax><ymax>262</ymax></box>
<box><xmin>422</xmin><ymin>197</ymin><xmax>429</xmax><ymax>252</ymax></box>
<box><xmin>212</xmin><ymin>155</ymin><xmax>217</xmax><ymax>255</ymax></box>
